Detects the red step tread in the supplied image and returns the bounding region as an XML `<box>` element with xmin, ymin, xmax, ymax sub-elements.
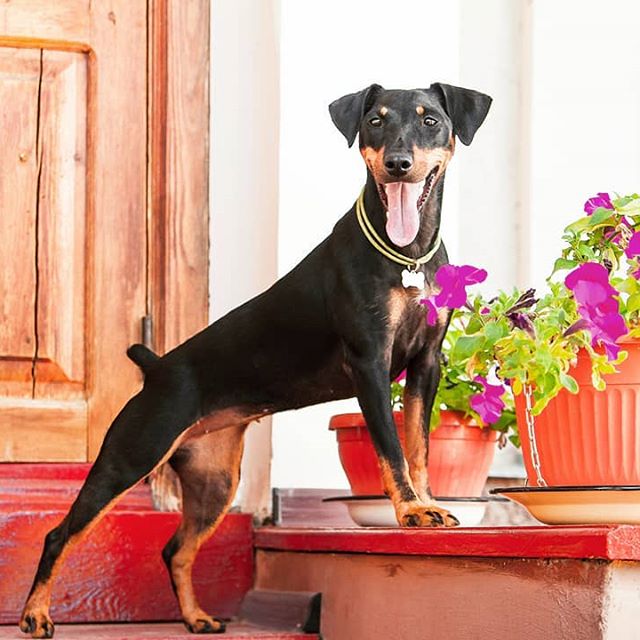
<box><xmin>255</xmin><ymin>525</ymin><xmax>640</xmax><ymax>561</ymax></box>
<box><xmin>0</xmin><ymin>623</ymin><xmax>316</xmax><ymax>640</ymax></box>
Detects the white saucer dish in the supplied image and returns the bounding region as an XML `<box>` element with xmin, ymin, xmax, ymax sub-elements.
<box><xmin>324</xmin><ymin>495</ymin><xmax>489</xmax><ymax>527</ymax></box>
<box><xmin>491</xmin><ymin>486</ymin><xmax>640</xmax><ymax>525</ymax></box>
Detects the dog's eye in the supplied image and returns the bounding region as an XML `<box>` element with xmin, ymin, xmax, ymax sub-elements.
<box><xmin>423</xmin><ymin>116</ymin><xmax>437</xmax><ymax>127</ymax></box>
<box><xmin>368</xmin><ymin>117</ymin><xmax>382</xmax><ymax>127</ymax></box>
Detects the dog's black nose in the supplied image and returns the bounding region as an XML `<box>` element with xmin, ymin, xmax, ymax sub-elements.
<box><xmin>384</xmin><ymin>153</ymin><xmax>413</xmax><ymax>177</ymax></box>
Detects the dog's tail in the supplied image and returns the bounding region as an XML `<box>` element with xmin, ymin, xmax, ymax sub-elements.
<box><xmin>126</xmin><ymin>343</ymin><xmax>160</xmax><ymax>375</ymax></box>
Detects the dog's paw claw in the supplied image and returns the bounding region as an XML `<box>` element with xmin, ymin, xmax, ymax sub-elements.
<box><xmin>19</xmin><ymin>611</ymin><xmax>55</xmax><ymax>638</ymax></box>
<box><xmin>399</xmin><ymin>504</ymin><xmax>460</xmax><ymax>528</ymax></box>
<box><xmin>185</xmin><ymin>615</ymin><xmax>226</xmax><ymax>634</ymax></box>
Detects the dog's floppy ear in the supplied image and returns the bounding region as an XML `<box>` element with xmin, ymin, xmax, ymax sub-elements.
<box><xmin>329</xmin><ymin>84</ymin><xmax>384</xmax><ymax>147</ymax></box>
<box><xmin>431</xmin><ymin>83</ymin><xmax>492</xmax><ymax>146</ymax></box>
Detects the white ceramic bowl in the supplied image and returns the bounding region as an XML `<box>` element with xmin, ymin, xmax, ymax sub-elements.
<box><xmin>492</xmin><ymin>486</ymin><xmax>640</xmax><ymax>525</ymax></box>
<box><xmin>325</xmin><ymin>496</ymin><xmax>489</xmax><ymax>527</ymax></box>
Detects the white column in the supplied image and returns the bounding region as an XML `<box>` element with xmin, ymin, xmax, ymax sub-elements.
<box><xmin>210</xmin><ymin>0</ymin><xmax>281</xmax><ymax>516</ymax></box>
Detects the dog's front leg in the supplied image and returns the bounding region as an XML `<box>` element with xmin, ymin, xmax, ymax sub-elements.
<box><xmin>403</xmin><ymin>342</ymin><xmax>445</xmax><ymax>503</ymax></box>
<box><xmin>347</xmin><ymin>349</ymin><xmax>458</xmax><ymax>527</ymax></box>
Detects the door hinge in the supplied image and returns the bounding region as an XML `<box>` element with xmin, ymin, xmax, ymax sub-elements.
<box><xmin>141</xmin><ymin>314</ymin><xmax>153</xmax><ymax>349</ymax></box>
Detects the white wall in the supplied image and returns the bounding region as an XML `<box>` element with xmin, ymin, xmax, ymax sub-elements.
<box><xmin>210</xmin><ymin>0</ymin><xmax>280</xmax><ymax>513</ymax></box>
<box><xmin>529</xmin><ymin>0</ymin><xmax>640</xmax><ymax>288</ymax></box>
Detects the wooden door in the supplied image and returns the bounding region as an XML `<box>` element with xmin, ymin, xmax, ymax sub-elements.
<box><xmin>0</xmin><ymin>1</ymin><xmax>209</xmax><ymax>462</ymax></box>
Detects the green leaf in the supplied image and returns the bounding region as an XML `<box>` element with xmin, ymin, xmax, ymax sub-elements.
<box><xmin>628</xmin><ymin>293</ymin><xmax>640</xmax><ymax>315</ymax></box>
<box><xmin>559</xmin><ymin>372</ymin><xmax>579</xmax><ymax>394</ymax></box>
<box><xmin>564</xmin><ymin>216</ymin><xmax>592</xmax><ymax>234</ymax></box>
<box><xmin>465</xmin><ymin>316</ymin><xmax>484</xmax><ymax>334</ymax></box>
<box><xmin>616</xmin><ymin>277</ymin><xmax>639</xmax><ymax>295</ymax></box>
<box><xmin>552</xmin><ymin>257</ymin><xmax>578</xmax><ymax>274</ymax></box>
<box><xmin>588</xmin><ymin>207</ymin><xmax>615</xmax><ymax>225</ymax></box>
<box><xmin>452</xmin><ymin>335</ymin><xmax>484</xmax><ymax>360</ymax></box>
<box><xmin>484</xmin><ymin>321</ymin><xmax>507</xmax><ymax>344</ymax></box>
<box><xmin>617</xmin><ymin>198</ymin><xmax>640</xmax><ymax>215</ymax></box>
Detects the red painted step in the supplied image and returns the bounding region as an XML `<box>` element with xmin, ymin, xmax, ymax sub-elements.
<box><xmin>0</xmin><ymin>464</ymin><xmax>254</xmax><ymax>625</ymax></box>
<box><xmin>0</xmin><ymin>623</ymin><xmax>316</xmax><ymax>639</ymax></box>
<box><xmin>255</xmin><ymin>524</ymin><xmax>640</xmax><ymax>560</ymax></box>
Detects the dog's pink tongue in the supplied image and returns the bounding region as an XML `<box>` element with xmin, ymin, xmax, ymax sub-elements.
<box><xmin>384</xmin><ymin>182</ymin><xmax>422</xmax><ymax>247</ymax></box>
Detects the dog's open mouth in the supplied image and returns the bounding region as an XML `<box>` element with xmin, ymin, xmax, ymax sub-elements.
<box><xmin>377</xmin><ymin>166</ymin><xmax>439</xmax><ymax>247</ymax></box>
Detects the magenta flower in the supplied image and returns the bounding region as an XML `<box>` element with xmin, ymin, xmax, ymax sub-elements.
<box><xmin>565</xmin><ymin>262</ymin><xmax>627</xmax><ymax>360</ymax></box>
<box><xmin>584</xmin><ymin>192</ymin><xmax>613</xmax><ymax>215</ymax></box>
<box><xmin>565</xmin><ymin>263</ymin><xmax>617</xmax><ymax>307</ymax></box>
<box><xmin>470</xmin><ymin>376</ymin><xmax>506</xmax><ymax>425</ymax></box>
<box><xmin>421</xmin><ymin>297</ymin><xmax>439</xmax><ymax>325</ymax></box>
<box><xmin>421</xmin><ymin>264</ymin><xmax>487</xmax><ymax>326</ymax></box>
<box><xmin>625</xmin><ymin>231</ymin><xmax>640</xmax><ymax>259</ymax></box>
<box><xmin>394</xmin><ymin>370</ymin><xmax>406</xmax><ymax>383</ymax></box>
<box><xmin>580</xmin><ymin>303</ymin><xmax>627</xmax><ymax>360</ymax></box>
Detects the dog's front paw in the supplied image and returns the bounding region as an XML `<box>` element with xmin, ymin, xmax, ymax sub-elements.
<box><xmin>19</xmin><ymin>610</ymin><xmax>55</xmax><ymax>639</ymax></box>
<box><xmin>184</xmin><ymin>610</ymin><xmax>226</xmax><ymax>634</ymax></box>
<box><xmin>398</xmin><ymin>502</ymin><xmax>460</xmax><ymax>528</ymax></box>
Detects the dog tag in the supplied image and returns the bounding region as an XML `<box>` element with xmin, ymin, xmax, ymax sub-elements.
<box><xmin>401</xmin><ymin>267</ymin><xmax>425</xmax><ymax>290</ymax></box>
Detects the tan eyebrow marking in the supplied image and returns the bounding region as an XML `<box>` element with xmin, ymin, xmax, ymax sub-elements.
<box><xmin>379</xmin><ymin>106</ymin><xmax>388</xmax><ymax>116</ymax></box>
<box><xmin>416</xmin><ymin>105</ymin><xmax>425</xmax><ymax>116</ymax></box>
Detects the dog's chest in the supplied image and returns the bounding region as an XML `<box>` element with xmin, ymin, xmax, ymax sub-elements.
<box><xmin>386</xmin><ymin>287</ymin><xmax>432</xmax><ymax>353</ymax></box>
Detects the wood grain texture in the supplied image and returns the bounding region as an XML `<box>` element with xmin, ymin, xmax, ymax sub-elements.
<box><xmin>0</xmin><ymin>509</ymin><xmax>252</xmax><ymax>624</ymax></box>
<box><xmin>149</xmin><ymin>0</ymin><xmax>210</xmax><ymax>354</ymax></box>
<box><xmin>34</xmin><ymin>50</ymin><xmax>87</xmax><ymax>395</ymax></box>
<box><xmin>0</xmin><ymin>0</ymin><xmax>210</xmax><ymax>462</ymax></box>
<box><xmin>0</xmin><ymin>48</ymin><xmax>40</xmax><ymax>398</ymax></box>
<box><xmin>85</xmin><ymin>0</ymin><xmax>148</xmax><ymax>458</ymax></box>
<box><xmin>0</xmin><ymin>2</ymin><xmax>147</xmax><ymax>461</ymax></box>
<box><xmin>0</xmin><ymin>464</ymin><xmax>252</xmax><ymax>622</ymax></box>
<box><xmin>0</xmin><ymin>0</ymin><xmax>90</xmax><ymax>43</ymax></box>
<box><xmin>0</xmin><ymin>398</ymin><xmax>85</xmax><ymax>461</ymax></box>
<box><xmin>147</xmin><ymin>0</ymin><xmax>210</xmax><ymax>507</ymax></box>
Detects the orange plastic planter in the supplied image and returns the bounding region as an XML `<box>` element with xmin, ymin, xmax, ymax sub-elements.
<box><xmin>329</xmin><ymin>410</ymin><xmax>498</xmax><ymax>497</ymax></box>
<box><xmin>517</xmin><ymin>339</ymin><xmax>640</xmax><ymax>486</ymax></box>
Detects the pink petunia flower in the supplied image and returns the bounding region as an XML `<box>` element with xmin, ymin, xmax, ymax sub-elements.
<box><xmin>565</xmin><ymin>263</ymin><xmax>618</xmax><ymax>307</ymax></box>
<box><xmin>394</xmin><ymin>370</ymin><xmax>406</xmax><ymax>383</ymax></box>
<box><xmin>565</xmin><ymin>262</ymin><xmax>627</xmax><ymax>360</ymax></box>
<box><xmin>470</xmin><ymin>376</ymin><xmax>506</xmax><ymax>425</ymax></box>
<box><xmin>421</xmin><ymin>297</ymin><xmax>439</xmax><ymax>325</ymax></box>
<box><xmin>625</xmin><ymin>231</ymin><xmax>640</xmax><ymax>259</ymax></box>
<box><xmin>421</xmin><ymin>264</ymin><xmax>487</xmax><ymax>326</ymax></box>
<box><xmin>584</xmin><ymin>192</ymin><xmax>613</xmax><ymax>215</ymax></box>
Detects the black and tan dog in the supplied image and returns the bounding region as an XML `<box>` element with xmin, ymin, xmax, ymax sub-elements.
<box><xmin>20</xmin><ymin>83</ymin><xmax>491</xmax><ymax>638</ymax></box>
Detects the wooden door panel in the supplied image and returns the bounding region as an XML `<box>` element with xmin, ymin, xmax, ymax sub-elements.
<box><xmin>35</xmin><ymin>49</ymin><xmax>87</xmax><ymax>397</ymax></box>
<box><xmin>0</xmin><ymin>1</ymin><xmax>209</xmax><ymax>463</ymax></box>
<box><xmin>0</xmin><ymin>1</ymin><xmax>147</xmax><ymax>461</ymax></box>
<box><xmin>0</xmin><ymin>48</ymin><xmax>40</xmax><ymax>398</ymax></box>
<box><xmin>0</xmin><ymin>1</ymin><xmax>90</xmax><ymax>43</ymax></box>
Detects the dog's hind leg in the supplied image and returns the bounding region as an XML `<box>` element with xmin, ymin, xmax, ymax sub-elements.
<box><xmin>162</xmin><ymin>422</ymin><xmax>247</xmax><ymax>634</ymax></box>
<box><xmin>19</xmin><ymin>379</ymin><xmax>200</xmax><ymax>639</ymax></box>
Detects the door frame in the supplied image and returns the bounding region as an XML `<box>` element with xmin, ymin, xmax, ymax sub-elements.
<box><xmin>87</xmin><ymin>0</ymin><xmax>211</xmax><ymax>458</ymax></box>
<box><xmin>146</xmin><ymin>0</ymin><xmax>210</xmax><ymax>353</ymax></box>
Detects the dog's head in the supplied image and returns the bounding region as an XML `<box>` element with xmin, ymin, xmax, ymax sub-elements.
<box><xmin>329</xmin><ymin>84</ymin><xmax>491</xmax><ymax>247</ymax></box>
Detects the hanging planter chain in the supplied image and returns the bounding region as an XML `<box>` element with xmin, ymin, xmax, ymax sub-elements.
<box><xmin>524</xmin><ymin>383</ymin><xmax>547</xmax><ymax>487</ymax></box>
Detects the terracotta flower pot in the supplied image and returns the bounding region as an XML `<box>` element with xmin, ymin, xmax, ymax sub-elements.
<box><xmin>516</xmin><ymin>339</ymin><xmax>640</xmax><ymax>487</ymax></box>
<box><xmin>329</xmin><ymin>410</ymin><xmax>498</xmax><ymax>497</ymax></box>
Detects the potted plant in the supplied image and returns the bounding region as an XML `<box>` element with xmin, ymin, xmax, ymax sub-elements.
<box><xmin>329</xmin><ymin>311</ymin><xmax>517</xmax><ymax>498</ymax></box>
<box><xmin>443</xmin><ymin>192</ymin><xmax>640</xmax><ymax>487</ymax></box>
